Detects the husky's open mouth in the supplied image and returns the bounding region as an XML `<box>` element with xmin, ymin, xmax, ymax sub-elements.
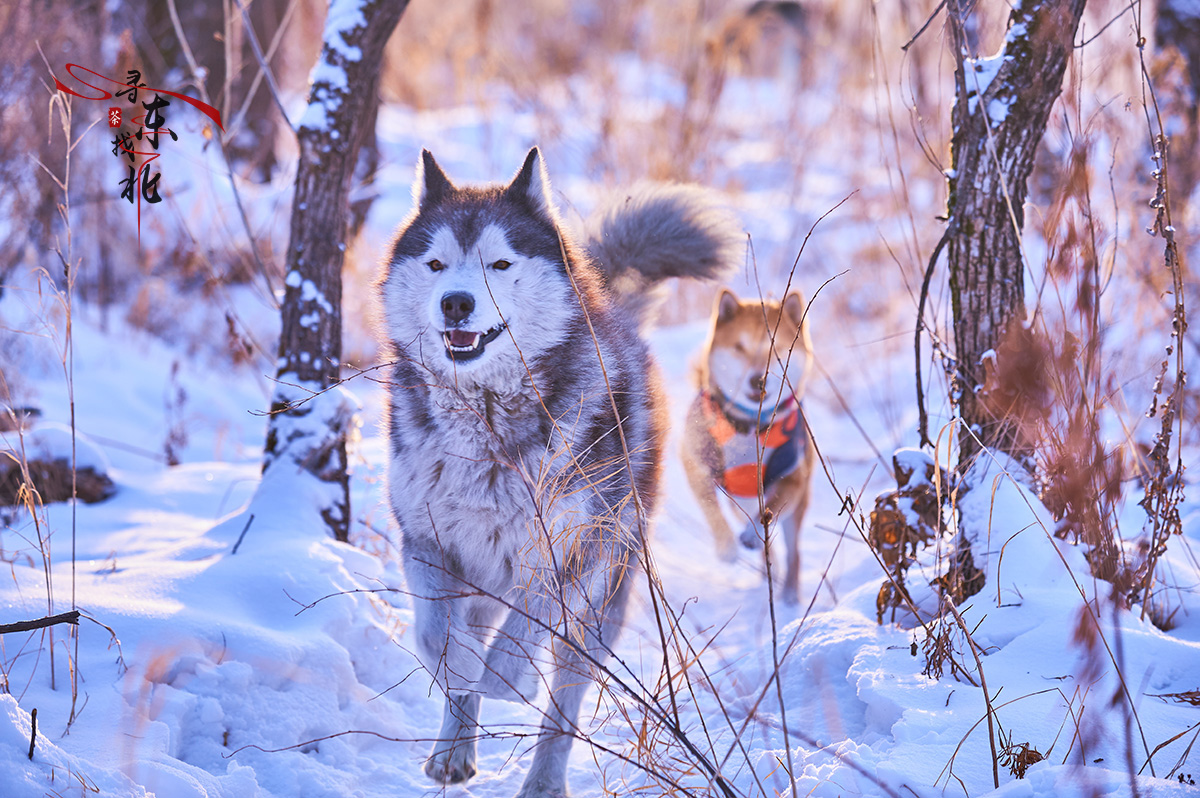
<box><xmin>442</xmin><ymin>323</ymin><xmax>507</xmax><ymax>362</ymax></box>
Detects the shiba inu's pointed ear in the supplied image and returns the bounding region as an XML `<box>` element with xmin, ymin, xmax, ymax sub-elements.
<box><xmin>414</xmin><ymin>149</ymin><xmax>454</xmax><ymax>208</ymax></box>
<box><xmin>715</xmin><ymin>288</ymin><xmax>740</xmax><ymax>322</ymax></box>
<box><xmin>505</xmin><ymin>147</ymin><xmax>555</xmax><ymax>217</ymax></box>
<box><xmin>783</xmin><ymin>291</ymin><xmax>807</xmax><ymax>326</ymax></box>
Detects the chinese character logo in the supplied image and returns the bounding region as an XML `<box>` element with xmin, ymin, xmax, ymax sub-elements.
<box><xmin>49</xmin><ymin>63</ymin><xmax>226</xmax><ymax>246</ymax></box>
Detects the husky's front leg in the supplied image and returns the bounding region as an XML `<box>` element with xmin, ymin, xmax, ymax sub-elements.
<box><xmin>414</xmin><ymin>593</ymin><xmax>486</xmax><ymax>783</ymax></box>
<box><xmin>408</xmin><ymin>556</ymin><xmax>491</xmax><ymax>691</ymax></box>
<box><xmin>514</xmin><ymin>569</ymin><xmax>631</xmax><ymax>798</ymax></box>
<box><xmin>405</xmin><ymin>535</ymin><xmax>501</xmax><ymax>782</ymax></box>
<box><xmin>426</xmin><ymin>692</ymin><xmax>481</xmax><ymax>783</ymax></box>
<box><xmin>478</xmin><ymin>602</ymin><xmax>545</xmax><ymax>703</ymax></box>
<box><xmin>514</xmin><ymin>664</ymin><xmax>586</xmax><ymax>798</ymax></box>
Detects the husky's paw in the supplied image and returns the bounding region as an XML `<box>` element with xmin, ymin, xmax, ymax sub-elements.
<box><xmin>514</xmin><ymin>773</ymin><xmax>569</xmax><ymax>798</ymax></box>
<box><xmin>515</xmin><ymin>786</ymin><xmax>569</xmax><ymax>798</ymax></box>
<box><xmin>425</xmin><ymin>744</ymin><xmax>476</xmax><ymax>784</ymax></box>
<box><xmin>739</xmin><ymin>523</ymin><xmax>764</xmax><ymax>551</ymax></box>
<box><xmin>478</xmin><ymin>646</ymin><xmax>539</xmax><ymax>704</ymax></box>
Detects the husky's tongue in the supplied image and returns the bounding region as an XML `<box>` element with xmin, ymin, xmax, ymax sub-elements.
<box><xmin>446</xmin><ymin>329</ymin><xmax>479</xmax><ymax>348</ymax></box>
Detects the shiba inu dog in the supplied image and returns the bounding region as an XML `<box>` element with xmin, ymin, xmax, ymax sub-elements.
<box><xmin>681</xmin><ymin>288</ymin><xmax>815</xmax><ymax>605</ymax></box>
<box><xmin>377</xmin><ymin>148</ymin><xmax>741</xmax><ymax>797</ymax></box>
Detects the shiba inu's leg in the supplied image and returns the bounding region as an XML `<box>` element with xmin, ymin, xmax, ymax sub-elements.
<box><xmin>682</xmin><ymin>397</ymin><xmax>740</xmax><ymax>561</ymax></box>
<box><xmin>736</xmin><ymin>483</ymin><xmax>789</xmax><ymax>551</ymax></box>
<box><xmin>684</xmin><ymin>453</ymin><xmax>738</xmax><ymax>561</ymax></box>
<box><xmin>780</xmin><ymin>468</ymin><xmax>812</xmax><ymax>605</ymax></box>
<box><xmin>426</xmin><ymin>691</ymin><xmax>481</xmax><ymax>783</ymax></box>
<box><xmin>779</xmin><ymin>509</ymin><xmax>803</xmax><ymax>606</ymax></box>
<box><xmin>737</xmin><ymin>511</ymin><xmax>764</xmax><ymax>550</ymax></box>
<box><xmin>734</xmin><ymin>478</ymin><xmax>806</xmax><ymax>604</ymax></box>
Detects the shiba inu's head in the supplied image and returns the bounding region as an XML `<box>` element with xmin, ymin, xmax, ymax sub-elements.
<box><xmin>379</xmin><ymin>148</ymin><xmax>579</xmax><ymax>389</ymax></box>
<box><xmin>701</xmin><ymin>289</ymin><xmax>812</xmax><ymax>418</ymax></box>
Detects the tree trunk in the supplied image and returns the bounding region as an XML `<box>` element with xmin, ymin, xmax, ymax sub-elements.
<box><xmin>916</xmin><ymin>0</ymin><xmax>1089</xmax><ymax>603</ymax></box>
<box><xmin>943</xmin><ymin>0</ymin><xmax>1087</xmax><ymax>466</ymax></box>
<box><xmin>263</xmin><ymin>0</ymin><xmax>409</xmax><ymax>541</ymax></box>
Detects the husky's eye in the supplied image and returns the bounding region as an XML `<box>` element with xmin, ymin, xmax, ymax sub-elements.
<box><xmin>491</xmin><ymin>259</ymin><xmax>512</xmax><ymax>271</ymax></box>
<box><xmin>427</xmin><ymin>259</ymin><xmax>445</xmax><ymax>272</ymax></box>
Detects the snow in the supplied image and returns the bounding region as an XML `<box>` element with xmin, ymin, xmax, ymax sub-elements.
<box><xmin>964</xmin><ymin>52</ymin><xmax>1014</xmax><ymax>127</ymax></box>
<box><xmin>3</xmin><ymin>285</ymin><xmax>1196</xmax><ymax>797</ymax></box>
<box><xmin>986</xmin><ymin>97</ymin><xmax>1011</xmax><ymax>125</ymax></box>
<box><xmin>963</xmin><ymin>11</ymin><xmax>1039</xmax><ymax>126</ymax></box>
<box><xmin>1</xmin><ymin>423</ymin><xmax>110</xmax><ymax>474</ymax></box>
<box><xmin>4</xmin><ymin>11</ymin><xmax>1200</xmax><ymax>798</ymax></box>
<box><xmin>297</xmin><ymin>0</ymin><xmax>368</xmax><ymax>133</ymax></box>
<box><xmin>298</xmin><ymin>279</ymin><xmax>333</xmax><ymax>314</ymax></box>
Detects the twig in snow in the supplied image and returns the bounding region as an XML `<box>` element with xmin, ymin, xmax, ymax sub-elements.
<box><xmin>230</xmin><ymin>514</ymin><xmax>256</xmax><ymax>554</ymax></box>
<box><xmin>27</xmin><ymin>707</ymin><xmax>36</xmax><ymax>760</ymax></box>
<box><xmin>0</xmin><ymin>610</ymin><xmax>80</xmax><ymax>636</ymax></box>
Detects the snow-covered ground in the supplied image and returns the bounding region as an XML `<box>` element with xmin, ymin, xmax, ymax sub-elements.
<box><xmin>3</xmin><ymin>275</ymin><xmax>1199</xmax><ymax>797</ymax></box>
<box><xmin>4</xmin><ymin>11</ymin><xmax>1200</xmax><ymax>794</ymax></box>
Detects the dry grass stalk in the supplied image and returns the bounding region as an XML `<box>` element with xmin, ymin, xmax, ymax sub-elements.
<box><xmin>1147</xmin><ymin>690</ymin><xmax>1200</xmax><ymax>707</ymax></box>
<box><xmin>998</xmin><ymin>725</ymin><xmax>1045</xmax><ymax>780</ymax></box>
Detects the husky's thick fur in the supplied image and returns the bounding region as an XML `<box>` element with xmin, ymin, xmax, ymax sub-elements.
<box><xmin>681</xmin><ymin>289</ymin><xmax>815</xmax><ymax>605</ymax></box>
<box><xmin>378</xmin><ymin>148</ymin><xmax>740</xmax><ymax>797</ymax></box>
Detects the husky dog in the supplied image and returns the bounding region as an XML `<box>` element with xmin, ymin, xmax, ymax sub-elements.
<box><xmin>378</xmin><ymin>148</ymin><xmax>740</xmax><ymax>797</ymax></box>
<box><xmin>681</xmin><ymin>289</ymin><xmax>815</xmax><ymax>605</ymax></box>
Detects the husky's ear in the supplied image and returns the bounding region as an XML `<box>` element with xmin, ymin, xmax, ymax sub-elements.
<box><xmin>715</xmin><ymin>288</ymin><xmax>739</xmax><ymax>322</ymax></box>
<box><xmin>782</xmin><ymin>291</ymin><xmax>807</xmax><ymax>327</ymax></box>
<box><xmin>413</xmin><ymin>149</ymin><xmax>454</xmax><ymax>209</ymax></box>
<box><xmin>505</xmin><ymin>147</ymin><xmax>555</xmax><ymax>217</ymax></box>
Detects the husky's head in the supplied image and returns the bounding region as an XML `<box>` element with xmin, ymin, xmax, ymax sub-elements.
<box><xmin>380</xmin><ymin>148</ymin><xmax>576</xmax><ymax>390</ymax></box>
<box><xmin>702</xmin><ymin>289</ymin><xmax>812</xmax><ymax>417</ymax></box>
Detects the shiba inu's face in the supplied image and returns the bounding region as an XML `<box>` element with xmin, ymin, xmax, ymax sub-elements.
<box><xmin>380</xmin><ymin>149</ymin><xmax>576</xmax><ymax>387</ymax></box>
<box><xmin>703</xmin><ymin>289</ymin><xmax>812</xmax><ymax>415</ymax></box>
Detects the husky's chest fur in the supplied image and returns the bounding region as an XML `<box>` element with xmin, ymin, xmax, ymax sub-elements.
<box><xmin>385</xmin><ymin>337</ymin><xmax>652</xmax><ymax>592</ymax></box>
<box><xmin>386</xmin><ymin>362</ymin><xmax>548</xmax><ymax>586</ymax></box>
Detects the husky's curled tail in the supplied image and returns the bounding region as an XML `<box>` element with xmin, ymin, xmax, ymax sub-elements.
<box><xmin>584</xmin><ymin>182</ymin><xmax>744</xmax><ymax>326</ymax></box>
<box><xmin>379</xmin><ymin>148</ymin><xmax>740</xmax><ymax>798</ymax></box>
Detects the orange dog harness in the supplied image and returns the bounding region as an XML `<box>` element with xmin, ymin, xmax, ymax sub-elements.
<box><xmin>696</xmin><ymin>391</ymin><xmax>804</xmax><ymax>498</ymax></box>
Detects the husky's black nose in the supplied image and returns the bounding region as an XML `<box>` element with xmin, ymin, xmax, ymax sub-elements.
<box><xmin>441</xmin><ymin>291</ymin><xmax>475</xmax><ymax>325</ymax></box>
<box><xmin>749</xmin><ymin>374</ymin><xmax>767</xmax><ymax>394</ymax></box>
